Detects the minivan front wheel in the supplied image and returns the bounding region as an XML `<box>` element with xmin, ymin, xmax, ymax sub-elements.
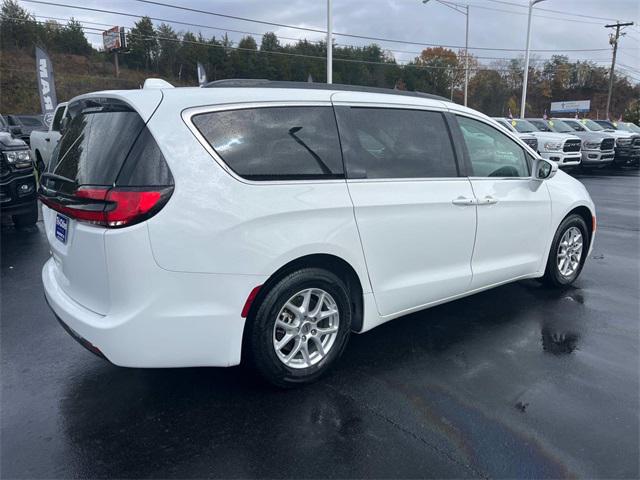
<box><xmin>247</xmin><ymin>268</ymin><xmax>351</xmax><ymax>387</ymax></box>
<box><xmin>543</xmin><ymin>214</ymin><xmax>589</xmax><ymax>287</ymax></box>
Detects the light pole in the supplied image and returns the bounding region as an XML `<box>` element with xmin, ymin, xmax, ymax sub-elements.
<box><xmin>520</xmin><ymin>0</ymin><xmax>546</xmax><ymax>118</ymax></box>
<box><xmin>423</xmin><ymin>0</ymin><xmax>469</xmax><ymax>107</ymax></box>
<box><xmin>327</xmin><ymin>0</ymin><xmax>333</xmax><ymax>84</ymax></box>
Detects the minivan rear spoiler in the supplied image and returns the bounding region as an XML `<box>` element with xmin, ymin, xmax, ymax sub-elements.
<box><xmin>143</xmin><ymin>78</ymin><xmax>174</xmax><ymax>89</ymax></box>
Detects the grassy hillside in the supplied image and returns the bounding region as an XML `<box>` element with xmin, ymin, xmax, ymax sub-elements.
<box><xmin>0</xmin><ymin>49</ymin><xmax>189</xmax><ymax>114</ymax></box>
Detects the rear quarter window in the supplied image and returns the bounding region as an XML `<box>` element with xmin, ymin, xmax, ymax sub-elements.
<box><xmin>191</xmin><ymin>106</ymin><xmax>344</xmax><ymax>181</ymax></box>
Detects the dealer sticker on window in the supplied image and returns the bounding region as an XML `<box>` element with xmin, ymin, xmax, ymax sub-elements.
<box><xmin>55</xmin><ymin>213</ymin><xmax>68</xmax><ymax>244</ymax></box>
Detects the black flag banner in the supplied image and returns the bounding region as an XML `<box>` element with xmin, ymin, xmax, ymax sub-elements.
<box><xmin>35</xmin><ymin>46</ymin><xmax>58</xmax><ymax>127</ymax></box>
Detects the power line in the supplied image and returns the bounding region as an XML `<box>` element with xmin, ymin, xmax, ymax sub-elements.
<box><xmin>5</xmin><ymin>13</ymin><xmax>621</xmax><ymax>74</ymax></box>
<box><xmin>26</xmin><ymin>12</ymin><xmax>614</xmax><ymax>64</ymax></box>
<box><xmin>128</xmin><ymin>0</ymin><xmax>615</xmax><ymax>52</ymax></box>
<box><xmin>23</xmin><ymin>2</ymin><xmax>329</xmax><ymax>47</ymax></box>
<box><xmin>15</xmin><ymin>16</ymin><xmax>602</xmax><ymax>74</ymax></box>
<box><xmin>19</xmin><ymin>0</ymin><xmax>613</xmax><ymax>54</ymax></box>
<box><xmin>451</xmin><ymin>1</ymin><xmax>604</xmax><ymax>26</ymax></box>
<box><xmin>477</xmin><ymin>0</ymin><xmax>622</xmax><ymax>22</ymax></box>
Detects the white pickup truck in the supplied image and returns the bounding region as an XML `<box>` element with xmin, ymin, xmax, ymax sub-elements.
<box><xmin>30</xmin><ymin>102</ymin><xmax>67</xmax><ymax>173</ymax></box>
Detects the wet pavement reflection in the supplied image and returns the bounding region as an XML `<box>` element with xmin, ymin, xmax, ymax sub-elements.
<box><xmin>2</xmin><ymin>168</ymin><xmax>639</xmax><ymax>478</ymax></box>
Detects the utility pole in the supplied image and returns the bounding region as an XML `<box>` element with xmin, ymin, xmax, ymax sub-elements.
<box><xmin>423</xmin><ymin>0</ymin><xmax>470</xmax><ymax>106</ymax></box>
<box><xmin>463</xmin><ymin>4</ymin><xmax>469</xmax><ymax>107</ymax></box>
<box><xmin>520</xmin><ymin>0</ymin><xmax>547</xmax><ymax>118</ymax></box>
<box><xmin>605</xmin><ymin>21</ymin><xmax>633</xmax><ymax>120</ymax></box>
<box><xmin>114</xmin><ymin>51</ymin><xmax>119</xmax><ymax>78</ymax></box>
<box><xmin>327</xmin><ymin>0</ymin><xmax>332</xmax><ymax>84</ymax></box>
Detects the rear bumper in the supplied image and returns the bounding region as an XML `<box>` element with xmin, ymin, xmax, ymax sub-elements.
<box><xmin>42</xmin><ymin>256</ymin><xmax>266</xmax><ymax>367</ymax></box>
<box><xmin>581</xmin><ymin>150</ymin><xmax>615</xmax><ymax>166</ymax></box>
<box><xmin>540</xmin><ymin>151</ymin><xmax>581</xmax><ymax>167</ymax></box>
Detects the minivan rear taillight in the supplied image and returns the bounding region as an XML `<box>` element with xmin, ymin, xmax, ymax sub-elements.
<box><xmin>39</xmin><ymin>186</ymin><xmax>173</xmax><ymax>228</ymax></box>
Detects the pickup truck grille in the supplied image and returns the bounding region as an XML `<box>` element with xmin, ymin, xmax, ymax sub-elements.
<box><xmin>0</xmin><ymin>155</ymin><xmax>9</xmax><ymax>177</ymax></box>
<box><xmin>601</xmin><ymin>138</ymin><xmax>615</xmax><ymax>151</ymax></box>
<box><xmin>632</xmin><ymin>136</ymin><xmax>640</xmax><ymax>147</ymax></box>
<box><xmin>563</xmin><ymin>139</ymin><xmax>581</xmax><ymax>152</ymax></box>
<box><xmin>522</xmin><ymin>137</ymin><xmax>538</xmax><ymax>150</ymax></box>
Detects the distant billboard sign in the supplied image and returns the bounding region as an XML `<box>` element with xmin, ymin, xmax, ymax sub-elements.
<box><xmin>103</xmin><ymin>26</ymin><xmax>126</xmax><ymax>51</ymax></box>
<box><xmin>550</xmin><ymin>100</ymin><xmax>591</xmax><ymax>113</ymax></box>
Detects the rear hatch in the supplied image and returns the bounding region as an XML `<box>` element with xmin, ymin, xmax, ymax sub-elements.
<box><xmin>40</xmin><ymin>96</ymin><xmax>173</xmax><ymax>314</ymax></box>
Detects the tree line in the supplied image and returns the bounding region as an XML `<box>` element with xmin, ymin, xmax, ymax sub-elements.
<box><xmin>1</xmin><ymin>0</ymin><xmax>638</xmax><ymax>121</ymax></box>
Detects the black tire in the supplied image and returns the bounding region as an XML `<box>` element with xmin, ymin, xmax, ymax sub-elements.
<box><xmin>543</xmin><ymin>214</ymin><xmax>589</xmax><ymax>287</ymax></box>
<box><xmin>12</xmin><ymin>203</ymin><xmax>39</xmax><ymax>228</ymax></box>
<box><xmin>246</xmin><ymin>267</ymin><xmax>352</xmax><ymax>388</ymax></box>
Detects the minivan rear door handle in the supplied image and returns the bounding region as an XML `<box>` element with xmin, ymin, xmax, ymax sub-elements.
<box><xmin>452</xmin><ymin>197</ymin><xmax>476</xmax><ymax>206</ymax></box>
<box><xmin>478</xmin><ymin>196</ymin><xmax>498</xmax><ymax>205</ymax></box>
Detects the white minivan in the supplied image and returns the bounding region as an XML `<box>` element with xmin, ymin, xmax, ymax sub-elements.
<box><xmin>41</xmin><ymin>80</ymin><xmax>595</xmax><ymax>386</ymax></box>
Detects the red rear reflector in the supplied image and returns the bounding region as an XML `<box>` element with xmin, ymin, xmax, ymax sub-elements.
<box><xmin>241</xmin><ymin>286</ymin><xmax>262</xmax><ymax>318</ymax></box>
<box><xmin>592</xmin><ymin>215</ymin><xmax>597</xmax><ymax>233</ymax></box>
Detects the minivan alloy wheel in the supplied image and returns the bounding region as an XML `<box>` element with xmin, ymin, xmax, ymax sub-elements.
<box><xmin>272</xmin><ymin>288</ymin><xmax>340</xmax><ymax>369</ymax></box>
<box><xmin>557</xmin><ymin>226</ymin><xmax>583</xmax><ymax>277</ymax></box>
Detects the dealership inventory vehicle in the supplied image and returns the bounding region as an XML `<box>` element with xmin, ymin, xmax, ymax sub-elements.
<box><xmin>559</xmin><ymin>118</ymin><xmax>640</xmax><ymax>167</ymax></box>
<box><xmin>594</xmin><ymin>119</ymin><xmax>640</xmax><ymax>136</ymax></box>
<box><xmin>41</xmin><ymin>81</ymin><xmax>596</xmax><ymax>387</ymax></box>
<box><xmin>30</xmin><ymin>102</ymin><xmax>67</xmax><ymax>173</ymax></box>
<box><xmin>494</xmin><ymin>117</ymin><xmax>582</xmax><ymax>167</ymax></box>
<box><xmin>0</xmin><ymin>131</ymin><xmax>38</xmax><ymax>227</ymax></box>
<box><xmin>1</xmin><ymin>114</ymin><xmax>24</xmax><ymax>139</ymax></box>
<box><xmin>5</xmin><ymin>114</ymin><xmax>47</xmax><ymax>145</ymax></box>
<box><xmin>528</xmin><ymin>118</ymin><xmax>615</xmax><ymax>167</ymax></box>
<box><xmin>492</xmin><ymin>118</ymin><xmax>539</xmax><ymax>151</ymax></box>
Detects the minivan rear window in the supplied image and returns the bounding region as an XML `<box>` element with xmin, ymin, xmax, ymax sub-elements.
<box><xmin>43</xmin><ymin>98</ymin><xmax>173</xmax><ymax>194</ymax></box>
<box><xmin>47</xmin><ymin>99</ymin><xmax>145</xmax><ymax>188</ymax></box>
<box><xmin>192</xmin><ymin>106</ymin><xmax>344</xmax><ymax>181</ymax></box>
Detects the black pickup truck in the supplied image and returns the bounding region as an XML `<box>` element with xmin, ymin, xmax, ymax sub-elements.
<box><xmin>0</xmin><ymin>131</ymin><xmax>38</xmax><ymax>227</ymax></box>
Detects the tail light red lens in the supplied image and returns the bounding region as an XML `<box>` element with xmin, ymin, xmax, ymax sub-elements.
<box><xmin>39</xmin><ymin>186</ymin><xmax>173</xmax><ymax>228</ymax></box>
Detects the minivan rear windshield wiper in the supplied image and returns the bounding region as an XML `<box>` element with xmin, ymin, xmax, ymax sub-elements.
<box><xmin>40</xmin><ymin>172</ymin><xmax>77</xmax><ymax>185</ymax></box>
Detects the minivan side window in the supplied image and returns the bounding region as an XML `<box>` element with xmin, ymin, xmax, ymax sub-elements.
<box><xmin>192</xmin><ymin>106</ymin><xmax>344</xmax><ymax>181</ymax></box>
<box><xmin>335</xmin><ymin>107</ymin><xmax>458</xmax><ymax>179</ymax></box>
<box><xmin>457</xmin><ymin>116</ymin><xmax>530</xmax><ymax>178</ymax></box>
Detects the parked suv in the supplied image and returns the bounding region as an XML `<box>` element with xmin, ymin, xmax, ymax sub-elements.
<box><xmin>41</xmin><ymin>81</ymin><xmax>596</xmax><ymax>386</ymax></box>
<box><xmin>495</xmin><ymin>117</ymin><xmax>582</xmax><ymax>167</ymax></box>
<box><xmin>0</xmin><ymin>131</ymin><xmax>38</xmax><ymax>227</ymax></box>
<box><xmin>529</xmin><ymin>118</ymin><xmax>615</xmax><ymax>168</ymax></box>
<box><xmin>492</xmin><ymin>118</ymin><xmax>538</xmax><ymax>151</ymax></box>
<box><xmin>559</xmin><ymin>118</ymin><xmax>639</xmax><ymax>167</ymax></box>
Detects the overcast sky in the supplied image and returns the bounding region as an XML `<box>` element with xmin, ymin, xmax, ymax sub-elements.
<box><xmin>19</xmin><ymin>0</ymin><xmax>640</xmax><ymax>80</ymax></box>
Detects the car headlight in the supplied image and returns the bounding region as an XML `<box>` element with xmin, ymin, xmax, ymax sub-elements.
<box><xmin>616</xmin><ymin>138</ymin><xmax>631</xmax><ymax>146</ymax></box>
<box><xmin>4</xmin><ymin>150</ymin><xmax>32</xmax><ymax>168</ymax></box>
<box><xmin>544</xmin><ymin>142</ymin><xmax>563</xmax><ymax>151</ymax></box>
<box><xmin>583</xmin><ymin>141</ymin><xmax>601</xmax><ymax>150</ymax></box>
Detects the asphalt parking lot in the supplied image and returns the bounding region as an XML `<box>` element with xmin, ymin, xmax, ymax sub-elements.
<box><xmin>1</xmin><ymin>167</ymin><xmax>638</xmax><ymax>479</ymax></box>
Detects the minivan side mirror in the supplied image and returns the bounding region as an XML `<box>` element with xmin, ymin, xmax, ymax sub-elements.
<box><xmin>533</xmin><ymin>157</ymin><xmax>557</xmax><ymax>180</ymax></box>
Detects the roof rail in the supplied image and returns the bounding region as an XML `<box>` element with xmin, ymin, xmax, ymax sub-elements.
<box><xmin>204</xmin><ymin>79</ymin><xmax>450</xmax><ymax>102</ymax></box>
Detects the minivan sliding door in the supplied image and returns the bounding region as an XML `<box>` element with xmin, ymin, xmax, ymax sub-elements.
<box><xmin>333</xmin><ymin>102</ymin><xmax>477</xmax><ymax>318</ymax></box>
